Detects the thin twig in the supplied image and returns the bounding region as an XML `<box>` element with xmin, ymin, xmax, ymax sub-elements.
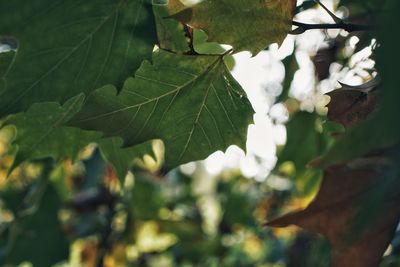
<box><xmin>292</xmin><ymin>0</ymin><xmax>375</xmax><ymax>33</ymax></box>
<box><xmin>292</xmin><ymin>21</ymin><xmax>375</xmax><ymax>33</ymax></box>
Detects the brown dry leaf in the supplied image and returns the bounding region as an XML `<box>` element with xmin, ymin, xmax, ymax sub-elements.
<box><xmin>266</xmin><ymin>155</ymin><xmax>400</xmax><ymax>267</ymax></box>
<box><xmin>326</xmin><ymin>89</ymin><xmax>379</xmax><ymax>128</ymax></box>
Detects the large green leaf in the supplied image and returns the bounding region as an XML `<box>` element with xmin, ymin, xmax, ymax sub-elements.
<box><xmin>70</xmin><ymin>50</ymin><xmax>254</xmax><ymax>170</ymax></box>
<box><xmin>6</xmin><ymin>95</ymin><xmax>154</xmax><ymax>180</ymax></box>
<box><xmin>167</xmin><ymin>0</ymin><xmax>296</xmax><ymax>55</ymax></box>
<box><xmin>0</xmin><ymin>0</ymin><xmax>157</xmax><ymax>117</ymax></box>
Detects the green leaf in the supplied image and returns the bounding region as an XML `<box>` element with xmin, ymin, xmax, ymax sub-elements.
<box><xmin>276</xmin><ymin>52</ymin><xmax>299</xmax><ymax>103</ymax></box>
<box><xmin>193</xmin><ymin>29</ymin><xmax>226</xmax><ymax>55</ymax></box>
<box><xmin>277</xmin><ymin>112</ymin><xmax>326</xmax><ymax>172</ymax></box>
<box><xmin>167</xmin><ymin>0</ymin><xmax>296</xmax><ymax>55</ymax></box>
<box><xmin>6</xmin><ymin>95</ymin><xmax>154</xmax><ymax>180</ymax></box>
<box><xmin>0</xmin><ymin>185</ymin><xmax>69</xmax><ymax>267</ymax></box>
<box><xmin>70</xmin><ymin>50</ymin><xmax>254</xmax><ymax>171</ymax></box>
<box><xmin>0</xmin><ymin>51</ymin><xmax>16</xmax><ymax>88</ymax></box>
<box><xmin>131</xmin><ymin>171</ymin><xmax>165</xmax><ymax>220</ymax></box>
<box><xmin>7</xmin><ymin>95</ymin><xmax>92</xmax><ymax>168</ymax></box>
<box><xmin>0</xmin><ymin>0</ymin><xmax>157</xmax><ymax>117</ymax></box>
<box><xmin>153</xmin><ymin>4</ymin><xmax>232</xmax><ymax>58</ymax></box>
<box><xmin>153</xmin><ymin>3</ymin><xmax>190</xmax><ymax>53</ymax></box>
<box><xmin>275</xmin><ymin>112</ymin><xmax>330</xmax><ymax>196</ymax></box>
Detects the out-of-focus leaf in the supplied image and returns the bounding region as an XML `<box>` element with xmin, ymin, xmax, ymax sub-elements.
<box><xmin>70</xmin><ymin>51</ymin><xmax>253</xmax><ymax>171</ymax></box>
<box><xmin>0</xmin><ymin>0</ymin><xmax>157</xmax><ymax>117</ymax></box>
<box><xmin>267</xmin><ymin>152</ymin><xmax>400</xmax><ymax>267</ymax></box>
<box><xmin>276</xmin><ymin>52</ymin><xmax>299</xmax><ymax>103</ymax></box>
<box><xmin>7</xmin><ymin>95</ymin><xmax>154</xmax><ymax>180</ymax></box>
<box><xmin>131</xmin><ymin>172</ymin><xmax>165</xmax><ymax>219</ymax></box>
<box><xmin>68</xmin><ymin>186</ymin><xmax>115</xmax><ymax>216</ymax></box>
<box><xmin>80</xmin><ymin>149</ymin><xmax>108</xmax><ymax>190</ymax></box>
<box><xmin>317</xmin><ymin>0</ymin><xmax>400</xmax><ymax>167</ymax></box>
<box><xmin>276</xmin><ymin>112</ymin><xmax>330</xmax><ymax>196</ymax></box>
<box><xmin>326</xmin><ymin>88</ymin><xmax>379</xmax><ymax>128</ymax></box>
<box><xmin>277</xmin><ymin>112</ymin><xmax>327</xmax><ymax>173</ymax></box>
<box><xmin>0</xmin><ymin>185</ymin><xmax>69</xmax><ymax>266</ymax></box>
<box><xmin>160</xmin><ymin>220</ymin><xmax>223</xmax><ymax>263</ymax></box>
<box><xmin>167</xmin><ymin>0</ymin><xmax>296</xmax><ymax>55</ymax></box>
<box><xmin>218</xmin><ymin>177</ymin><xmax>255</xmax><ymax>226</ymax></box>
<box><xmin>313</xmin><ymin>44</ymin><xmax>337</xmax><ymax>81</ymax></box>
<box><xmin>287</xmin><ymin>231</ymin><xmax>330</xmax><ymax>267</ymax></box>
<box><xmin>339</xmin><ymin>0</ymin><xmax>383</xmax><ymax>12</ymax></box>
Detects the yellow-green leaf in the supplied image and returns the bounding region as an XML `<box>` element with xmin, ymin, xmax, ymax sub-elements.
<box><xmin>167</xmin><ymin>0</ymin><xmax>296</xmax><ymax>55</ymax></box>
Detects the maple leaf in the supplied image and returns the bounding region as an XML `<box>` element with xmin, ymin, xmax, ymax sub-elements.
<box><xmin>70</xmin><ymin>50</ymin><xmax>254</xmax><ymax>171</ymax></box>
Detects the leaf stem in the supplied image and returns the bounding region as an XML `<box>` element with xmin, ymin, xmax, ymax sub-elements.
<box><xmin>292</xmin><ymin>21</ymin><xmax>375</xmax><ymax>33</ymax></box>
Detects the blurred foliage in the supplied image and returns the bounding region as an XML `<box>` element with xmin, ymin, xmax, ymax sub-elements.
<box><xmin>0</xmin><ymin>149</ymin><xmax>286</xmax><ymax>266</ymax></box>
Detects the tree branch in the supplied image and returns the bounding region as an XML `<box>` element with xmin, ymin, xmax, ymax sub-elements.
<box><xmin>292</xmin><ymin>21</ymin><xmax>375</xmax><ymax>33</ymax></box>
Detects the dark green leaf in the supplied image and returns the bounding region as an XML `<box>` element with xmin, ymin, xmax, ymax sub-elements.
<box><xmin>0</xmin><ymin>0</ymin><xmax>157</xmax><ymax>117</ymax></box>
